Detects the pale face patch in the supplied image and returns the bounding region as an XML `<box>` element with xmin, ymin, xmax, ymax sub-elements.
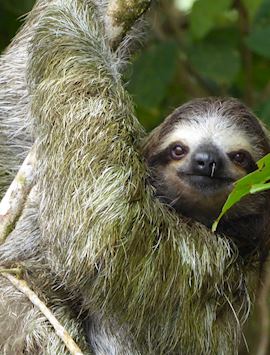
<box><xmin>160</xmin><ymin>114</ymin><xmax>263</xmax><ymax>160</ymax></box>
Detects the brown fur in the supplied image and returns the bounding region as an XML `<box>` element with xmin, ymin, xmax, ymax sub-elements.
<box><xmin>143</xmin><ymin>97</ymin><xmax>270</xmax><ymax>260</ymax></box>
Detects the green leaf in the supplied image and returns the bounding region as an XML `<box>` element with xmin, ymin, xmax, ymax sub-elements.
<box><xmin>250</xmin><ymin>182</ymin><xmax>270</xmax><ymax>193</ymax></box>
<box><xmin>188</xmin><ymin>39</ymin><xmax>240</xmax><ymax>84</ymax></box>
<box><xmin>190</xmin><ymin>0</ymin><xmax>233</xmax><ymax>39</ymax></box>
<box><xmin>245</xmin><ymin>26</ymin><xmax>270</xmax><ymax>58</ymax></box>
<box><xmin>212</xmin><ymin>153</ymin><xmax>270</xmax><ymax>232</ymax></box>
<box><xmin>128</xmin><ymin>42</ymin><xmax>178</xmax><ymax>109</ymax></box>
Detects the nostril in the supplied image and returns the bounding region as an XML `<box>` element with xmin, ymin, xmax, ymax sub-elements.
<box><xmin>197</xmin><ymin>160</ymin><xmax>205</xmax><ymax>167</ymax></box>
<box><xmin>192</xmin><ymin>146</ymin><xmax>223</xmax><ymax>176</ymax></box>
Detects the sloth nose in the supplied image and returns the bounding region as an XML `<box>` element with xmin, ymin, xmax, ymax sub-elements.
<box><xmin>192</xmin><ymin>150</ymin><xmax>222</xmax><ymax>177</ymax></box>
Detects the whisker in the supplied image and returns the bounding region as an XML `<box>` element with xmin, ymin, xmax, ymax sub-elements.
<box><xmin>170</xmin><ymin>191</ymin><xmax>184</xmax><ymax>207</ymax></box>
<box><xmin>210</xmin><ymin>162</ymin><xmax>216</xmax><ymax>178</ymax></box>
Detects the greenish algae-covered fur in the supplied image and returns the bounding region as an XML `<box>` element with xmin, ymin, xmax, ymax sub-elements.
<box><xmin>0</xmin><ymin>1</ymin><xmax>257</xmax><ymax>354</ymax></box>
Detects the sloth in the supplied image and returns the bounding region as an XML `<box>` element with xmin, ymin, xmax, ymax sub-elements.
<box><xmin>0</xmin><ymin>1</ymin><xmax>270</xmax><ymax>354</ymax></box>
<box><xmin>143</xmin><ymin>97</ymin><xmax>270</xmax><ymax>259</ymax></box>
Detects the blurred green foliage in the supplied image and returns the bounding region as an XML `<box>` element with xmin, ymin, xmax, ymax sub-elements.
<box><xmin>127</xmin><ymin>0</ymin><xmax>270</xmax><ymax>131</ymax></box>
<box><xmin>1</xmin><ymin>0</ymin><xmax>270</xmax><ymax>132</ymax></box>
<box><xmin>0</xmin><ymin>0</ymin><xmax>34</xmax><ymax>49</ymax></box>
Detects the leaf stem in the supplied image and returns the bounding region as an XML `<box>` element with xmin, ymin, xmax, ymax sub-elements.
<box><xmin>235</xmin><ymin>0</ymin><xmax>253</xmax><ymax>106</ymax></box>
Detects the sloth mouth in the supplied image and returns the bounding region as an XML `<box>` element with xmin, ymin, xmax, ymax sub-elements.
<box><xmin>185</xmin><ymin>174</ymin><xmax>234</xmax><ymax>182</ymax></box>
<box><xmin>179</xmin><ymin>173</ymin><xmax>235</xmax><ymax>191</ymax></box>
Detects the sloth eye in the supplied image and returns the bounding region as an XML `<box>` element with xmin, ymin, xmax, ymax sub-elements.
<box><xmin>229</xmin><ymin>150</ymin><xmax>250</xmax><ymax>167</ymax></box>
<box><xmin>170</xmin><ymin>144</ymin><xmax>186</xmax><ymax>160</ymax></box>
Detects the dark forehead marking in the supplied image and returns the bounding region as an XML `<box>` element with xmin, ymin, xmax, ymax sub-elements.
<box><xmin>158</xmin><ymin>97</ymin><xmax>270</xmax><ymax>153</ymax></box>
<box><xmin>159</xmin><ymin>97</ymin><xmax>223</xmax><ymax>139</ymax></box>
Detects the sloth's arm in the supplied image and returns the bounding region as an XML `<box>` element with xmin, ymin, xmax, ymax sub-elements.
<box><xmin>0</xmin><ymin>0</ymin><xmax>151</xmax><ymax>245</ymax></box>
<box><xmin>28</xmin><ymin>0</ymin><xmax>155</xmax><ymax>277</ymax></box>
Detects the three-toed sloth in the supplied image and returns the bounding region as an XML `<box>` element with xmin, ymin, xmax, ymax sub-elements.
<box><xmin>144</xmin><ymin>97</ymin><xmax>270</xmax><ymax>259</ymax></box>
<box><xmin>86</xmin><ymin>97</ymin><xmax>270</xmax><ymax>353</ymax></box>
<box><xmin>0</xmin><ymin>1</ymin><xmax>270</xmax><ymax>354</ymax></box>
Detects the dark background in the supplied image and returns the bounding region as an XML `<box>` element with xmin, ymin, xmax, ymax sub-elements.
<box><xmin>1</xmin><ymin>0</ymin><xmax>270</xmax><ymax>354</ymax></box>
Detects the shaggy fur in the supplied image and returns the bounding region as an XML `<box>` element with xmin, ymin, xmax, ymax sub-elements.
<box><xmin>143</xmin><ymin>97</ymin><xmax>270</xmax><ymax>259</ymax></box>
<box><xmin>0</xmin><ymin>1</ymin><xmax>50</xmax><ymax>199</ymax></box>
<box><xmin>0</xmin><ymin>0</ymin><xmax>265</xmax><ymax>354</ymax></box>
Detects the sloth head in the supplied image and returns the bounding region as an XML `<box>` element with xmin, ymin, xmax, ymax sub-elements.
<box><xmin>143</xmin><ymin>97</ymin><xmax>270</xmax><ymax>231</ymax></box>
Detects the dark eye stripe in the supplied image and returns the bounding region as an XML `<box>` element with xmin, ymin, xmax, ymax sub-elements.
<box><xmin>147</xmin><ymin>142</ymin><xmax>189</xmax><ymax>167</ymax></box>
<box><xmin>228</xmin><ymin>150</ymin><xmax>257</xmax><ymax>172</ymax></box>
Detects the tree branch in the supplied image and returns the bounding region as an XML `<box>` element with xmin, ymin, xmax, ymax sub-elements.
<box><xmin>0</xmin><ymin>147</ymin><xmax>35</xmax><ymax>244</ymax></box>
<box><xmin>235</xmin><ymin>0</ymin><xmax>253</xmax><ymax>106</ymax></box>
<box><xmin>1</xmin><ymin>271</ymin><xmax>84</xmax><ymax>355</ymax></box>
<box><xmin>105</xmin><ymin>0</ymin><xmax>152</xmax><ymax>46</ymax></box>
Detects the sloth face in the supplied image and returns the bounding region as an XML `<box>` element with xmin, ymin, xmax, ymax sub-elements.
<box><xmin>144</xmin><ymin>98</ymin><xmax>270</xmax><ymax>227</ymax></box>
